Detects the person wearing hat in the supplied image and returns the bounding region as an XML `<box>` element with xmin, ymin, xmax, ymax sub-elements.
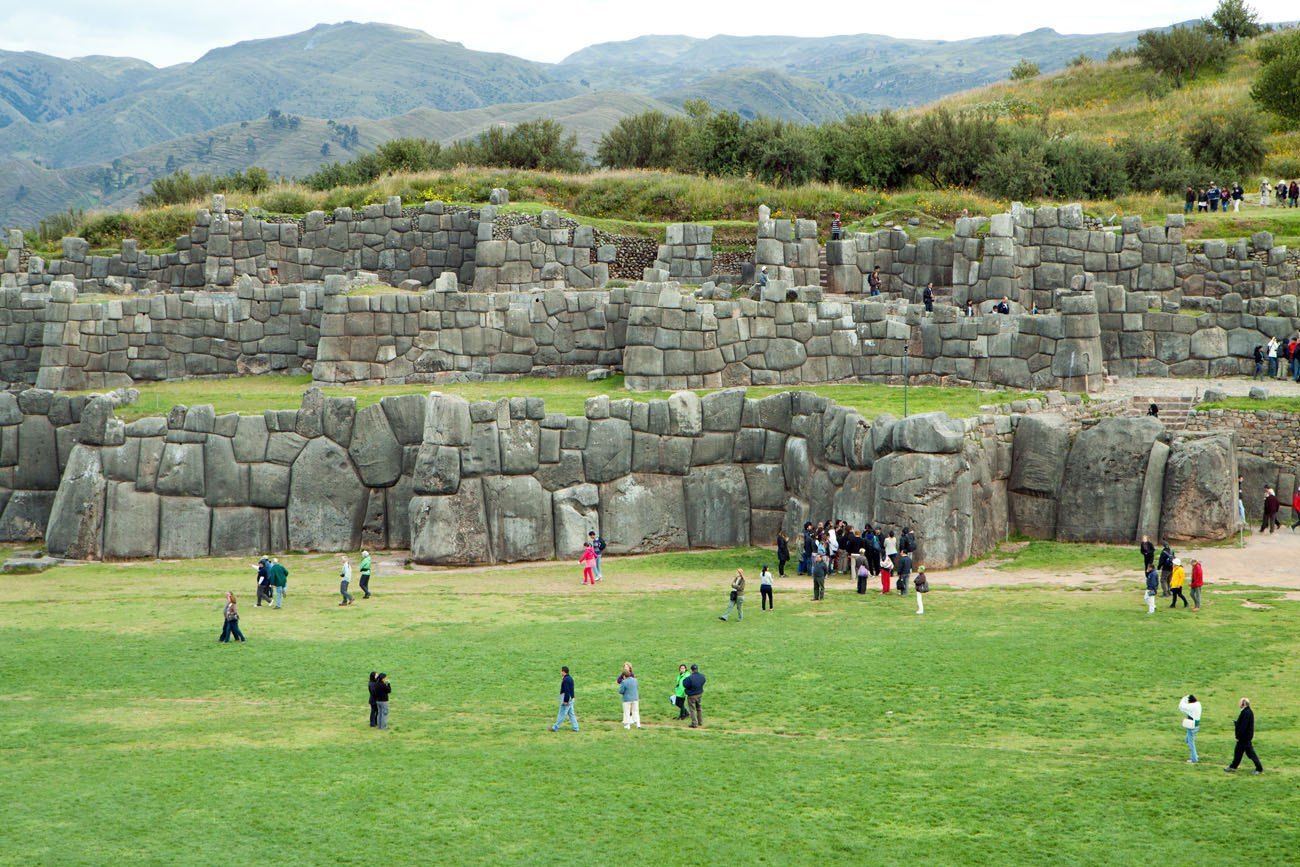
<box><xmin>913</xmin><ymin>567</ymin><xmax>929</xmax><ymax>614</ymax></box>
<box><xmin>1260</xmin><ymin>178</ymin><xmax>1270</xmax><ymax>207</ymax></box>
<box><xmin>359</xmin><ymin>550</ymin><xmax>372</xmax><ymax>599</ymax></box>
<box><xmin>682</xmin><ymin>664</ymin><xmax>706</xmax><ymax>728</ymax></box>
<box><xmin>758</xmin><ymin>265</ymin><xmax>769</xmax><ymax>289</ymax></box>
<box><xmin>1168</xmin><ymin>558</ymin><xmax>1189</xmax><ymax>608</ymax></box>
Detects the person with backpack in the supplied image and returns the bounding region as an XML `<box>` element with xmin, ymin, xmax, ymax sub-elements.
<box><xmin>1157</xmin><ymin>542</ymin><xmax>1174</xmax><ymax>597</ymax></box>
<box><xmin>856</xmin><ymin>557</ymin><xmax>869</xmax><ymax>595</ymax></box>
<box><xmin>373</xmin><ymin>673</ymin><xmax>391</xmax><ymax>730</ymax></box>
<box><xmin>219</xmin><ymin>591</ymin><xmax>246</xmax><ymax>643</ymax></box>
<box><xmin>759</xmin><ymin>565</ymin><xmax>774</xmax><ymax>611</ymax></box>
<box><xmin>368</xmin><ymin>672</ymin><xmax>379</xmax><ymax>727</ymax></box>
<box><xmin>1179</xmin><ymin>694</ymin><xmax>1202</xmax><ymax>763</ymax></box>
<box><xmin>359</xmin><ymin>550</ymin><xmax>372</xmax><ymax>599</ymax></box>
<box><xmin>914</xmin><ymin>567</ymin><xmax>929</xmax><ymax>614</ymax></box>
<box><xmin>719</xmin><ymin>568</ymin><xmax>745</xmax><ymax>621</ymax></box>
<box><xmin>269</xmin><ymin>558</ymin><xmax>288</xmax><ymax>608</ymax></box>
<box><xmin>587</xmin><ymin>531</ymin><xmax>606</xmax><ymax>580</ymax></box>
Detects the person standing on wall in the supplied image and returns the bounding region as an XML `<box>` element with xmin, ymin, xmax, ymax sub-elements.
<box><xmin>683</xmin><ymin>664</ymin><xmax>706</xmax><ymax>729</ymax></box>
<box><xmin>1225</xmin><ymin>698</ymin><xmax>1263</xmax><ymax>774</ymax></box>
<box><xmin>588</xmin><ymin>531</ymin><xmax>606</xmax><ymax>581</ymax></box>
<box><xmin>914</xmin><ymin>567</ymin><xmax>929</xmax><ymax>614</ymax></box>
<box><xmin>776</xmin><ymin>530</ymin><xmax>790</xmax><ymax>577</ymax></box>
<box><xmin>720</xmin><ymin>569</ymin><xmax>745</xmax><ymax>621</ymax></box>
<box><xmin>1189</xmin><ymin>559</ymin><xmax>1205</xmax><ymax>611</ymax></box>
<box><xmin>551</xmin><ymin>666</ymin><xmax>578</xmax><ymax>732</ymax></box>
<box><xmin>830</xmin><ymin>211</ymin><xmax>843</xmax><ymax>241</ymax></box>
<box><xmin>338</xmin><ymin>554</ymin><xmax>354</xmax><ymax>606</ymax></box>
<box><xmin>759</xmin><ymin>565</ymin><xmax>775</xmax><ymax>611</ymax></box>
<box><xmin>1179</xmin><ymin>694</ymin><xmax>1202</xmax><ymax>764</ymax></box>
<box><xmin>373</xmin><ymin>673</ymin><xmax>391</xmax><ymax>730</ymax></box>
<box><xmin>922</xmin><ymin>282</ymin><xmax>935</xmax><ymax>313</ymax></box>
<box><xmin>868</xmin><ymin>266</ymin><xmax>882</xmax><ymax>296</ymax></box>
<box><xmin>359</xmin><ymin>549</ymin><xmax>372</xmax><ymax>599</ymax></box>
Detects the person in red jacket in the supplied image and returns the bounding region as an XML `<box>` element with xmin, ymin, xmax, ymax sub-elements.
<box><xmin>1189</xmin><ymin>559</ymin><xmax>1205</xmax><ymax>611</ymax></box>
<box><xmin>1291</xmin><ymin>487</ymin><xmax>1300</xmax><ymax>530</ymax></box>
<box><xmin>579</xmin><ymin>542</ymin><xmax>597</xmax><ymax>585</ymax></box>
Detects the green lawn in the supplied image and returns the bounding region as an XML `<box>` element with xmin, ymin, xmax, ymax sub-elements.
<box><xmin>93</xmin><ymin>374</ymin><xmax>1040</xmax><ymax>422</ymax></box>
<box><xmin>1</xmin><ymin>547</ymin><xmax>1296</xmax><ymax>864</ymax></box>
<box><xmin>1199</xmin><ymin>395</ymin><xmax>1300</xmax><ymax>414</ymax></box>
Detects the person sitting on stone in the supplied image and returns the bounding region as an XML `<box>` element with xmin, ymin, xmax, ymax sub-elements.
<box><xmin>757</xmin><ymin>266</ymin><xmax>769</xmax><ymax>289</ymax></box>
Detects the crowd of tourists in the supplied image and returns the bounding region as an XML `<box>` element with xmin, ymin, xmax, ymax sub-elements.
<box><xmin>1250</xmin><ymin>334</ymin><xmax>1300</xmax><ymax>381</ymax></box>
<box><xmin>1139</xmin><ymin>536</ymin><xmax>1206</xmax><ymax>613</ymax></box>
<box><xmin>1261</xmin><ymin>179</ymin><xmax>1300</xmax><ymax>208</ymax></box>
<box><xmin>549</xmin><ymin>662</ymin><xmax>709</xmax><ymax>732</ymax></box>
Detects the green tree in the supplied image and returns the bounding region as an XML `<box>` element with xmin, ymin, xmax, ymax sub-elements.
<box><xmin>977</xmin><ymin>126</ymin><xmax>1048</xmax><ymax>200</ymax></box>
<box><xmin>1118</xmin><ymin>136</ymin><xmax>1196</xmax><ymax>191</ymax></box>
<box><xmin>1136</xmin><ymin>25</ymin><xmax>1230</xmax><ymax>87</ymax></box>
<box><xmin>1010</xmin><ymin>58</ymin><xmax>1040</xmax><ymax>80</ymax></box>
<box><xmin>822</xmin><ymin>112</ymin><xmax>913</xmax><ymax>189</ymax></box>
<box><xmin>375</xmin><ymin>138</ymin><xmax>442</xmax><ymax>174</ymax></box>
<box><xmin>908</xmin><ymin>109</ymin><xmax>1001</xmax><ymax>189</ymax></box>
<box><xmin>738</xmin><ymin>117</ymin><xmax>824</xmax><ymax>186</ymax></box>
<box><xmin>1251</xmin><ymin>30</ymin><xmax>1300</xmax><ymax>124</ymax></box>
<box><xmin>1183</xmin><ymin>109</ymin><xmax>1268</xmax><ymax>174</ymax></box>
<box><xmin>596</xmin><ymin>111</ymin><xmax>685</xmax><ymax>169</ymax></box>
<box><xmin>1208</xmin><ymin>0</ymin><xmax>1262</xmax><ymax>44</ymax></box>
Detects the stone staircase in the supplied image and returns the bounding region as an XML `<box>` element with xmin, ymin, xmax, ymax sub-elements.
<box><xmin>1127</xmin><ymin>396</ymin><xmax>1196</xmax><ymax>430</ymax></box>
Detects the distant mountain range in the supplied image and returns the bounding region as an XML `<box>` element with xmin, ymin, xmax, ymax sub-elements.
<box><xmin>0</xmin><ymin>20</ymin><xmax>1160</xmax><ymax>227</ymax></box>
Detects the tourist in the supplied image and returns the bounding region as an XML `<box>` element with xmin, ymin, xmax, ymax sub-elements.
<box><xmin>673</xmin><ymin>663</ymin><xmax>689</xmax><ymax>720</ymax></box>
<box><xmin>811</xmin><ymin>553</ymin><xmax>827</xmax><ymax>602</ymax></box>
<box><xmin>1261</xmin><ymin>487</ymin><xmax>1281</xmax><ymax>533</ymax></box>
<box><xmin>551</xmin><ymin>666</ymin><xmax>578</xmax><ymax>732</ymax></box>
<box><xmin>1290</xmin><ymin>180</ymin><xmax>1299</xmax><ymax>208</ymax></box>
<box><xmin>618</xmin><ymin>669</ymin><xmax>641</xmax><ymax>730</ymax></box>
<box><xmin>879</xmin><ymin>553</ymin><xmax>893</xmax><ymax>594</ymax></box>
<box><xmin>617</xmin><ymin>662</ymin><xmax>633</xmax><ymax>684</ymax></box>
<box><xmin>255</xmin><ymin>556</ymin><xmax>272</xmax><ymax>606</ymax></box>
<box><xmin>900</xmin><ymin>526</ymin><xmax>917</xmax><ymax>558</ymax></box>
<box><xmin>1253</xmin><ymin>344</ymin><xmax>1264</xmax><ymax>380</ymax></box>
<box><xmin>856</xmin><ymin>557</ymin><xmax>869</xmax><ymax>594</ymax></box>
<box><xmin>368</xmin><ymin>672</ymin><xmax>379</xmax><ymax>728</ymax></box>
<box><xmin>922</xmin><ymin>282</ymin><xmax>935</xmax><ymax>313</ymax></box>
<box><xmin>579</xmin><ymin>542</ymin><xmax>597</xmax><ymax>585</ymax></box>
<box><xmin>830</xmin><ymin>211</ymin><xmax>843</xmax><ymax>241</ymax></box>
<box><xmin>868</xmin><ymin>266</ymin><xmax>882</xmax><ymax>296</ymax></box>
<box><xmin>776</xmin><ymin>530</ymin><xmax>790</xmax><ymax>576</ymax></box>
<box><xmin>896</xmin><ymin>550</ymin><xmax>912</xmax><ymax>596</ymax></box>
<box><xmin>759</xmin><ymin>565</ymin><xmax>774</xmax><ymax>611</ymax></box>
<box><xmin>1207</xmin><ymin>183</ymin><xmax>1220</xmax><ymax>212</ymax></box>
<box><xmin>1231</xmin><ymin>182</ymin><xmax>1243</xmax><ymax>212</ymax></box>
<box><xmin>1189</xmin><ymin>559</ymin><xmax>1205</xmax><ymax>611</ymax></box>
<box><xmin>359</xmin><ymin>549</ymin><xmax>372</xmax><ymax>599</ymax></box>
<box><xmin>965</xmin><ymin>299</ymin><xmax>975</xmax><ymax>317</ymax></box>
<box><xmin>1147</xmin><ymin>402</ymin><xmax>1159</xmax><ymax>418</ymax></box>
<box><xmin>758</xmin><ymin>265</ymin><xmax>769</xmax><ymax>289</ymax></box>
<box><xmin>1139</xmin><ymin>535</ymin><xmax>1155</xmax><ymax>573</ymax></box>
<box><xmin>1225</xmin><ymin>698</ymin><xmax>1263</xmax><ymax>774</ymax></box>
<box><xmin>373</xmin><ymin>673</ymin><xmax>391</xmax><ymax>730</ymax></box>
<box><xmin>588</xmin><ymin>530</ymin><xmax>606</xmax><ymax>581</ymax></box>
<box><xmin>1168</xmin><ymin>558</ymin><xmax>1189</xmax><ymax>609</ymax></box>
<box><xmin>884</xmin><ymin>530</ymin><xmax>898</xmax><ymax>562</ymax></box>
<box><xmin>1158</xmin><ymin>542</ymin><xmax>1174</xmax><ymax>597</ymax></box>
<box><xmin>1179</xmin><ymin>694</ymin><xmax>1202</xmax><ymax>763</ymax></box>
<box><xmin>269</xmin><ymin>557</ymin><xmax>288</xmax><ymax>608</ymax></box>
<box><xmin>1277</xmin><ymin>180</ymin><xmax>1288</xmax><ymax>207</ymax></box>
<box><xmin>338</xmin><ymin>554</ymin><xmax>354</xmax><ymax>606</ymax></box>
<box><xmin>1267</xmin><ymin>336</ymin><xmax>1280</xmax><ymax>379</ymax></box>
<box><xmin>683</xmin><ymin>664</ymin><xmax>706</xmax><ymax>728</ymax></box>
<box><xmin>1196</xmin><ymin>188</ymin><xmax>1207</xmax><ymax>212</ymax></box>
<box><xmin>1259</xmin><ymin>178</ymin><xmax>1269</xmax><ymax>207</ymax></box>
<box><xmin>914</xmin><ymin>567</ymin><xmax>929</xmax><ymax>614</ymax></box>
<box><xmin>219</xmin><ymin>591</ymin><xmax>245</xmax><ymax>643</ymax></box>
<box><xmin>994</xmin><ymin>296</ymin><xmax>1011</xmax><ymax>314</ymax></box>
<box><xmin>1144</xmin><ymin>563</ymin><xmax>1159</xmax><ymax>614</ymax></box>
<box><xmin>1291</xmin><ymin>487</ymin><xmax>1300</xmax><ymax>530</ymax></box>
<box><xmin>719</xmin><ymin>568</ymin><xmax>745</xmax><ymax>621</ymax></box>
<box><xmin>798</xmin><ymin>522</ymin><xmax>814</xmax><ymax>575</ymax></box>
<box><xmin>1184</xmin><ymin>186</ymin><xmax>1196</xmax><ymax>214</ymax></box>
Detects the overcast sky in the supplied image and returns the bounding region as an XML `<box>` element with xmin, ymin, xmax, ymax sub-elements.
<box><xmin>1</xmin><ymin>0</ymin><xmax>1293</xmax><ymax>66</ymax></box>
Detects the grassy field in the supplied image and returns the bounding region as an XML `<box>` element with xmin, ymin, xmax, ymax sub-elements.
<box><xmin>91</xmin><ymin>374</ymin><xmax>1039</xmax><ymax>423</ymax></box>
<box><xmin>1</xmin><ymin>545</ymin><xmax>1297</xmax><ymax>864</ymax></box>
<box><xmin>1200</xmin><ymin>394</ymin><xmax>1300</xmax><ymax>414</ymax></box>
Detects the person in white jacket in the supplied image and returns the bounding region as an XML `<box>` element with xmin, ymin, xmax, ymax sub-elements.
<box><xmin>1179</xmin><ymin>694</ymin><xmax>1202</xmax><ymax>763</ymax></box>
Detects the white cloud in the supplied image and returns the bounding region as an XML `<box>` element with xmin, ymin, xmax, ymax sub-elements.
<box><xmin>0</xmin><ymin>0</ymin><xmax>1294</xmax><ymax>66</ymax></box>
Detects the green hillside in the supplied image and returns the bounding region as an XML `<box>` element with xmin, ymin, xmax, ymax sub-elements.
<box><xmin>663</xmin><ymin>69</ymin><xmax>864</xmax><ymax>124</ymax></box>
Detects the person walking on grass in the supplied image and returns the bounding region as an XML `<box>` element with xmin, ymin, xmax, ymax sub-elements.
<box><xmin>683</xmin><ymin>664</ymin><xmax>706</xmax><ymax>728</ymax></box>
<box><xmin>373</xmin><ymin>673</ymin><xmax>391</xmax><ymax>730</ymax></box>
<box><xmin>1225</xmin><ymin>698</ymin><xmax>1263</xmax><ymax>774</ymax></box>
<box><xmin>1169</xmin><ymin>559</ymin><xmax>1189</xmax><ymax>609</ymax></box>
<box><xmin>1189</xmin><ymin>559</ymin><xmax>1205</xmax><ymax>611</ymax></box>
<box><xmin>1145</xmin><ymin>564</ymin><xmax>1159</xmax><ymax>615</ymax></box>
<box><xmin>914</xmin><ymin>567</ymin><xmax>929</xmax><ymax>614</ymax></box>
<box><xmin>338</xmin><ymin>554</ymin><xmax>354</xmax><ymax>606</ymax></box>
<box><xmin>1179</xmin><ymin>694</ymin><xmax>1202</xmax><ymax>764</ymax></box>
<box><xmin>619</xmin><ymin>669</ymin><xmax>641</xmax><ymax>730</ymax></box>
<box><xmin>759</xmin><ymin>565</ymin><xmax>775</xmax><ymax>610</ymax></box>
<box><xmin>551</xmin><ymin>666</ymin><xmax>578</xmax><ymax>732</ymax></box>
<box><xmin>1261</xmin><ymin>487</ymin><xmax>1281</xmax><ymax>533</ymax></box>
<box><xmin>588</xmin><ymin>531</ymin><xmax>606</xmax><ymax>581</ymax></box>
<box><xmin>579</xmin><ymin>542</ymin><xmax>597</xmax><ymax>585</ymax></box>
<box><xmin>269</xmin><ymin>558</ymin><xmax>288</xmax><ymax>608</ymax></box>
<box><xmin>1139</xmin><ymin>535</ymin><xmax>1155</xmax><ymax>573</ymax></box>
<box><xmin>219</xmin><ymin>591</ymin><xmax>246</xmax><ymax>643</ymax></box>
<box><xmin>856</xmin><ymin>557</ymin><xmax>869</xmax><ymax>595</ymax></box>
<box><xmin>776</xmin><ymin>531</ymin><xmax>790</xmax><ymax>577</ymax></box>
<box><xmin>1157</xmin><ymin>542</ymin><xmax>1174</xmax><ymax>597</ymax></box>
<box><xmin>896</xmin><ymin>551</ymin><xmax>912</xmax><ymax>596</ymax></box>
<box><xmin>359</xmin><ymin>550</ymin><xmax>372</xmax><ymax>599</ymax></box>
<box><xmin>368</xmin><ymin>672</ymin><xmax>379</xmax><ymax>728</ymax></box>
<box><xmin>811</xmin><ymin>553</ymin><xmax>828</xmax><ymax>602</ymax></box>
<box><xmin>673</xmin><ymin>664</ymin><xmax>690</xmax><ymax>720</ymax></box>
<box><xmin>720</xmin><ymin>569</ymin><xmax>745</xmax><ymax>621</ymax></box>
<box><xmin>255</xmin><ymin>556</ymin><xmax>272</xmax><ymax>606</ymax></box>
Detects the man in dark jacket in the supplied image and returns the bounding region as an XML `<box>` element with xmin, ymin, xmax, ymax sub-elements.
<box><xmin>811</xmin><ymin>553</ymin><xmax>828</xmax><ymax>602</ymax></box>
<box><xmin>799</xmin><ymin>522</ymin><xmax>814</xmax><ymax>575</ymax></box>
<box><xmin>922</xmin><ymin>283</ymin><xmax>935</xmax><ymax>313</ymax></box>
<box><xmin>1261</xmin><ymin>488</ymin><xmax>1281</xmax><ymax>533</ymax></box>
<box><xmin>373</xmin><ymin>673</ymin><xmax>391</xmax><ymax>730</ymax></box>
<box><xmin>269</xmin><ymin>559</ymin><xmax>288</xmax><ymax>608</ymax></box>
<box><xmin>1157</xmin><ymin>543</ymin><xmax>1174</xmax><ymax>597</ymax></box>
<box><xmin>1225</xmin><ymin>698</ymin><xmax>1263</xmax><ymax>774</ymax></box>
<box><xmin>255</xmin><ymin>557</ymin><xmax>272</xmax><ymax>606</ymax></box>
<box><xmin>551</xmin><ymin>666</ymin><xmax>578</xmax><ymax>732</ymax></box>
<box><xmin>1139</xmin><ymin>536</ymin><xmax>1155</xmax><ymax>573</ymax></box>
<box><xmin>683</xmin><ymin>664</ymin><xmax>706</xmax><ymax>728</ymax></box>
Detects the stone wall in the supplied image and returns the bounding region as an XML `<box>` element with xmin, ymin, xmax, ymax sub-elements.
<box><xmin>11</xmin><ymin>387</ymin><xmax>1239</xmax><ymax>565</ymax></box>
<box><xmin>472</xmin><ymin>210</ymin><xmax>610</xmax><ymax>291</ymax></box>
<box><xmin>826</xmin><ymin>228</ymin><xmax>953</xmax><ymax>296</ymax></box>
<box><xmin>653</xmin><ymin>223</ymin><xmax>714</xmax><ymax>282</ymax></box>
<box><xmin>0</xmin><ymin>288</ymin><xmax>48</xmax><ymax>386</ymax></box>
<box><xmin>755</xmin><ymin>207</ymin><xmax>820</xmax><ymax>286</ymax></box>
<box><xmin>1184</xmin><ymin>406</ymin><xmax>1300</xmax><ymax>522</ymax></box>
<box><xmin>621</xmin><ymin>283</ymin><xmax>1104</xmax><ymax>392</ymax></box>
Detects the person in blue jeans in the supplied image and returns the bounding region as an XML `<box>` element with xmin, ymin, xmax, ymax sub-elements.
<box><xmin>551</xmin><ymin>666</ymin><xmax>578</xmax><ymax>732</ymax></box>
<box><xmin>1179</xmin><ymin>694</ymin><xmax>1201</xmax><ymax>763</ymax></box>
<box><xmin>587</xmin><ymin>531</ymin><xmax>606</xmax><ymax>580</ymax></box>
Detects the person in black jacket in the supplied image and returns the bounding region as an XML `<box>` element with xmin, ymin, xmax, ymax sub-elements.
<box><xmin>551</xmin><ymin>666</ymin><xmax>578</xmax><ymax>732</ymax></box>
<box><xmin>373</xmin><ymin>673</ymin><xmax>391</xmax><ymax>730</ymax></box>
<box><xmin>1139</xmin><ymin>535</ymin><xmax>1155</xmax><ymax>573</ymax></box>
<box><xmin>922</xmin><ymin>282</ymin><xmax>935</xmax><ymax>313</ymax></box>
<box><xmin>683</xmin><ymin>664</ymin><xmax>706</xmax><ymax>728</ymax></box>
<box><xmin>368</xmin><ymin>671</ymin><xmax>379</xmax><ymax>728</ymax></box>
<box><xmin>1225</xmin><ymin>698</ymin><xmax>1263</xmax><ymax>773</ymax></box>
<box><xmin>776</xmin><ymin>531</ymin><xmax>790</xmax><ymax>577</ymax></box>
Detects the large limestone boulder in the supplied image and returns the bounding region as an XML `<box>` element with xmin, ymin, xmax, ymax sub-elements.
<box><xmin>583</xmin><ymin>418</ymin><xmax>632</xmax><ymax>482</ymax></box>
<box><xmin>103</xmin><ymin>482</ymin><xmax>160</xmax><ymax>559</ymax></box>
<box><xmin>1236</xmin><ymin>452</ymin><xmax>1278</xmax><ymax>522</ymax></box>
<box><xmin>154</xmin><ymin>442</ymin><xmax>205</xmax><ymax>497</ymax></box>
<box><xmin>599</xmin><ymin>473</ymin><xmax>687</xmax><ymax>553</ymax></box>
<box><xmin>15</xmin><ymin>416</ymin><xmax>60</xmax><ymax>490</ymax></box>
<box><xmin>872</xmin><ymin>451</ymin><xmax>973</xmax><ymax>567</ymax></box>
<box><xmin>287</xmin><ymin>437</ymin><xmax>367</xmax><ymax>551</ymax></box>
<box><xmin>552</xmin><ymin>484</ymin><xmax>599</xmax><ymax>558</ymax></box>
<box><xmin>45</xmin><ymin>445</ymin><xmax>107</xmax><ymax>559</ymax></box>
<box><xmin>1160</xmin><ymin>433</ymin><xmax>1238</xmax><ymax>541</ymax></box>
<box><xmin>683</xmin><ymin>465</ymin><xmax>750</xmax><ymax>548</ymax></box>
<box><xmin>890</xmin><ymin>412</ymin><xmax>964</xmax><ymax>454</ymax></box>
<box><xmin>833</xmin><ymin>470</ymin><xmax>874</xmax><ymax>528</ymax></box>
<box><xmin>1008</xmin><ymin>414</ymin><xmax>1071</xmax><ymax>538</ymax></box>
<box><xmin>1136</xmin><ymin>441</ymin><xmax>1170</xmax><ymax>541</ymax></box>
<box><xmin>158</xmin><ymin>497</ymin><xmax>212</xmax><ymax>559</ymax></box>
<box><xmin>348</xmin><ymin>405</ymin><xmax>403</xmax><ymax>487</ymax></box>
<box><xmin>483</xmin><ymin>475</ymin><xmax>554</xmax><ymax>562</ymax></box>
<box><xmin>1056</xmin><ymin>417</ymin><xmax>1164</xmax><ymax>542</ymax></box>
<box><xmin>410</xmin><ymin>478</ymin><xmax>487</xmax><ymax>564</ymax></box>
<box><xmin>0</xmin><ymin>491</ymin><xmax>56</xmax><ymax>541</ymax></box>
<box><xmin>211</xmin><ymin>507</ymin><xmax>270</xmax><ymax>556</ymax></box>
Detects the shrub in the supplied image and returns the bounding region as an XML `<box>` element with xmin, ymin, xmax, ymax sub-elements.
<box><xmin>822</xmin><ymin>112</ymin><xmax>913</xmax><ymax>189</ymax></box>
<box><xmin>908</xmin><ymin>109</ymin><xmax>1001</xmax><ymax>189</ymax></box>
<box><xmin>1068</xmin><ymin>53</ymin><xmax>1093</xmax><ymax>68</ymax></box>
<box><xmin>1208</xmin><ymin>0</ymin><xmax>1262</xmax><ymax>44</ymax></box>
<box><xmin>978</xmin><ymin>127</ymin><xmax>1048</xmax><ymax>200</ymax></box>
<box><xmin>1010</xmin><ymin>59</ymin><xmax>1041</xmax><ymax>80</ymax></box>
<box><xmin>374</xmin><ymin>138</ymin><xmax>443</xmax><ymax>174</ymax></box>
<box><xmin>257</xmin><ymin>188</ymin><xmax>315</xmax><ymax>214</ymax></box>
<box><xmin>1119</xmin><ymin>137</ymin><xmax>1196</xmax><ymax>192</ymax></box>
<box><xmin>1183</xmin><ymin>109</ymin><xmax>1268</xmax><ymax>175</ymax></box>
<box><xmin>1045</xmin><ymin>138</ymin><xmax>1129</xmax><ymax>200</ymax></box>
<box><xmin>1251</xmin><ymin>30</ymin><xmax>1300</xmax><ymax>125</ymax></box>
<box><xmin>1136</xmin><ymin>25</ymin><xmax>1230</xmax><ymax>87</ymax></box>
<box><xmin>596</xmin><ymin>111</ymin><xmax>686</xmax><ymax>169</ymax></box>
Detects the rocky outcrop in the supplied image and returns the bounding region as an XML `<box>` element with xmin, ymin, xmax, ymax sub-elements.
<box><xmin>1056</xmin><ymin>417</ymin><xmax>1166</xmax><ymax>542</ymax></box>
<box><xmin>1159</xmin><ymin>433</ymin><xmax>1238</xmax><ymax>541</ymax></box>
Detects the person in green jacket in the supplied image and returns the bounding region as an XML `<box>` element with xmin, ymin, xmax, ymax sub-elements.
<box><xmin>269</xmin><ymin>558</ymin><xmax>288</xmax><ymax>609</ymax></box>
<box><xmin>673</xmin><ymin>663</ymin><xmax>689</xmax><ymax>720</ymax></box>
<box><xmin>359</xmin><ymin>550</ymin><xmax>373</xmax><ymax>599</ymax></box>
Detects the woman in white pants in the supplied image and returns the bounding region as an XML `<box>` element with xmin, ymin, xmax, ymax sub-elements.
<box><xmin>618</xmin><ymin>673</ymin><xmax>640</xmax><ymax>729</ymax></box>
<box><xmin>914</xmin><ymin>566</ymin><xmax>929</xmax><ymax>614</ymax></box>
